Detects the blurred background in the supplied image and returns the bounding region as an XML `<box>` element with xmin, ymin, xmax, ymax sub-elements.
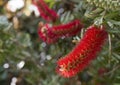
<box><xmin>0</xmin><ymin>0</ymin><xmax>120</xmax><ymax>85</ymax></box>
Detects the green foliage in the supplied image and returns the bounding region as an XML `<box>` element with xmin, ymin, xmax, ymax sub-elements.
<box><xmin>86</xmin><ymin>0</ymin><xmax>120</xmax><ymax>10</ymax></box>
<box><xmin>44</xmin><ymin>0</ymin><xmax>56</xmax><ymax>8</ymax></box>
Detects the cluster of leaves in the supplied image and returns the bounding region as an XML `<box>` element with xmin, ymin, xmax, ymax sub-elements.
<box><xmin>0</xmin><ymin>0</ymin><xmax>120</xmax><ymax>85</ymax></box>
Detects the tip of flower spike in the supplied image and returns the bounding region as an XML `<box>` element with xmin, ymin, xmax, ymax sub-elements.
<box><xmin>56</xmin><ymin>64</ymin><xmax>79</xmax><ymax>78</ymax></box>
<box><xmin>56</xmin><ymin>65</ymin><xmax>72</xmax><ymax>78</ymax></box>
<box><xmin>56</xmin><ymin>58</ymin><xmax>70</xmax><ymax>78</ymax></box>
<box><xmin>38</xmin><ymin>22</ymin><xmax>44</xmax><ymax>28</ymax></box>
<box><xmin>56</xmin><ymin>56</ymin><xmax>78</xmax><ymax>78</ymax></box>
<box><xmin>38</xmin><ymin>24</ymin><xmax>58</xmax><ymax>44</ymax></box>
<box><xmin>87</xmin><ymin>25</ymin><xmax>108</xmax><ymax>38</ymax></box>
<box><xmin>32</xmin><ymin>0</ymin><xmax>58</xmax><ymax>22</ymax></box>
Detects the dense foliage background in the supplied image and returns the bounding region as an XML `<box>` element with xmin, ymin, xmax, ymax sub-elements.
<box><xmin>0</xmin><ymin>0</ymin><xmax>120</xmax><ymax>85</ymax></box>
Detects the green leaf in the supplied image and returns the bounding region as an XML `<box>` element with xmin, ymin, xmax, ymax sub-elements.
<box><xmin>114</xmin><ymin>84</ymin><xmax>120</xmax><ymax>85</ymax></box>
<box><xmin>17</xmin><ymin>33</ymin><xmax>31</xmax><ymax>47</ymax></box>
<box><xmin>113</xmin><ymin>53</ymin><xmax>120</xmax><ymax>60</ymax></box>
<box><xmin>0</xmin><ymin>71</ymin><xmax>8</xmax><ymax>80</ymax></box>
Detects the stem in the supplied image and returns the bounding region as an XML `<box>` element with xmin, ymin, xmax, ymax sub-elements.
<box><xmin>81</xmin><ymin>28</ymin><xmax>84</xmax><ymax>38</ymax></box>
<box><xmin>104</xmin><ymin>65</ymin><xmax>120</xmax><ymax>76</ymax></box>
<box><xmin>108</xmin><ymin>34</ymin><xmax>112</xmax><ymax>64</ymax></box>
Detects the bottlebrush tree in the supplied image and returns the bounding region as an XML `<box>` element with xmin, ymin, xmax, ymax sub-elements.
<box><xmin>0</xmin><ymin>0</ymin><xmax>120</xmax><ymax>85</ymax></box>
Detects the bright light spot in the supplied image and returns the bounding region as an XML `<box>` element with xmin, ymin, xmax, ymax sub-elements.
<box><xmin>41</xmin><ymin>63</ymin><xmax>44</xmax><ymax>66</ymax></box>
<box><xmin>3</xmin><ymin>63</ymin><xmax>9</xmax><ymax>68</ymax></box>
<box><xmin>12</xmin><ymin>77</ymin><xmax>17</xmax><ymax>83</ymax></box>
<box><xmin>57</xmin><ymin>8</ymin><xmax>64</xmax><ymax>15</ymax></box>
<box><xmin>17</xmin><ymin>61</ymin><xmax>25</xmax><ymax>69</ymax></box>
<box><xmin>7</xmin><ymin>0</ymin><xmax>24</xmax><ymax>12</ymax></box>
<box><xmin>11</xmin><ymin>82</ymin><xmax>16</xmax><ymax>85</ymax></box>
<box><xmin>41</xmin><ymin>42</ymin><xmax>46</xmax><ymax>47</ymax></box>
<box><xmin>61</xmin><ymin>36</ymin><xmax>65</xmax><ymax>39</ymax></box>
<box><xmin>10</xmin><ymin>77</ymin><xmax>17</xmax><ymax>85</ymax></box>
<box><xmin>46</xmin><ymin>55</ymin><xmax>52</xmax><ymax>60</ymax></box>
<box><xmin>40</xmin><ymin>52</ymin><xmax>46</xmax><ymax>57</ymax></box>
<box><xmin>29</xmin><ymin>5</ymin><xmax>40</xmax><ymax>16</ymax></box>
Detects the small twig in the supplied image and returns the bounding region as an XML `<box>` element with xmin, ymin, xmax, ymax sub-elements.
<box><xmin>108</xmin><ymin>34</ymin><xmax>112</xmax><ymax>64</ymax></box>
<box><xmin>81</xmin><ymin>28</ymin><xmax>84</xmax><ymax>38</ymax></box>
<box><xmin>104</xmin><ymin>65</ymin><xmax>120</xmax><ymax>76</ymax></box>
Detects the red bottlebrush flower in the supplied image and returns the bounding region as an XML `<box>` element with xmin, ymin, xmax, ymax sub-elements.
<box><xmin>38</xmin><ymin>24</ymin><xmax>58</xmax><ymax>44</ymax></box>
<box><xmin>51</xmin><ymin>20</ymin><xmax>83</xmax><ymax>37</ymax></box>
<box><xmin>33</xmin><ymin>0</ymin><xmax>58</xmax><ymax>22</ymax></box>
<box><xmin>56</xmin><ymin>25</ymin><xmax>108</xmax><ymax>78</ymax></box>
<box><xmin>38</xmin><ymin>20</ymin><xmax>83</xmax><ymax>44</ymax></box>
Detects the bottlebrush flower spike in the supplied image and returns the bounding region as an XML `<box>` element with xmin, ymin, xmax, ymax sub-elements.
<box><xmin>51</xmin><ymin>20</ymin><xmax>83</xmax><ymax>37</ymax></box>
<box><xmin>56</xmin><ymin>25</ymin><xmax>108</xmax><ymax>78</ymax></box>
<box><xmin>38</xmin><ymin>20</ymin><xmax>83</xmax><ymax>44</ymax></box>
<box><xmin>33</xmin><ymin>0</ymin><xmax>58</xmax><ymax>22</ymax></box>
<box><xmin>38</xmin><ymin>23</ymin><xmax>58</xmax><ymax>44</ymax></box>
